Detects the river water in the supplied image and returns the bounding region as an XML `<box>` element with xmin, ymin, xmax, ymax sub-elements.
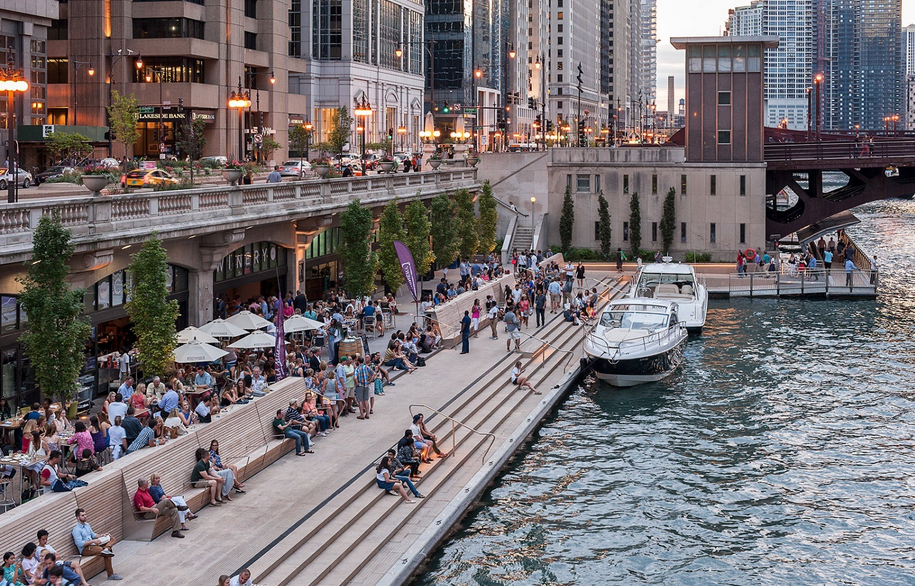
<box><xmin>415</xmin><ymin>198</ymin><xmax>915</xmax><ymax>585</ymax></box>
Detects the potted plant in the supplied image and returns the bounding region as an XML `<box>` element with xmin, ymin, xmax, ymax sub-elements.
<box><xmin>80</xmin><ymin>165</ymin><xmax>113</xmax><ymax>194</ymax></box>
<box><xmin>221</xmin><ymin>160</ymin><xmax>245</xmax><ymax>185</ymax></box>
<box><xmin>379</xmin><ymin>155</ymin><xmax>396</xmax><ymax>174</ymax></box>
<box><xmin>311</xmin><ymin>158</ymin><xmax>332</xmax><ymax>178</ymax></box>
<box><xmin>465</xmin><ymin>151</ymin><xmax>480</xmax><ymax>167</ymax></box>
<box><xmin>428</xmin><ymin>153</ymin><xmax>443</xmax><ymax>170</ymax></box>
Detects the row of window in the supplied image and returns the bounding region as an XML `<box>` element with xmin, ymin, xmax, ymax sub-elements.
<box><xmin>133</xmin><ymin>18</ymin><xmax>205</xmax><ymax>40</ymax></box>
<box><xmin>571</xmin><ymin>173</ymin><xmax>748</xmax><ymax>196</ymax></box>
<box><xmin>599</xmin><ymin>222</ymin><xmax>748</xmax><ymax>245</ymax></box>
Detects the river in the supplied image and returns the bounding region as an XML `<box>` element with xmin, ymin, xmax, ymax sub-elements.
<box><xmin>414</xmin><ymin>198</ymin><xmax>915</xmax><ymax>585</ymax></box>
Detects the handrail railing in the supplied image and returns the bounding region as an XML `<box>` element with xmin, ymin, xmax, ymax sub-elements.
<box><xmin>583</xmin><ymin>323</ymin><xmax>683</xmax><ymax>363</ymax></box>
<box><xmin>521</xmin><ymin>332</ymin><xmax>576</xmax><ymax>373</ymax></box>
<box><xmin>407</xmin><ymin>404</ymin><xmax>496</xmax><ymax>464</ymax></box>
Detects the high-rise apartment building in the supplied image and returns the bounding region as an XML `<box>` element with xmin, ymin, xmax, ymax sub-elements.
<box><xmin>904</xmin><ymin>24</ymin><xmax>915</xmax><ymax>129</ymax></box>
<box><xmin>904</xmin><ymin>23</ymin><xmax>915</xmax><ymax>75</ymax></box>
<box><xmin>640</xmin><ymin>0</ymin><xmax>658</xmax><ymax>104</ymax></box>
<box><xmin>547</xmin><ymin>0</ymin><xmax>601</xmax><ymax>134</ymax></box>
<box><xmin>600</xmin><ymin>0</ymin><xmax>631</xmax><ymax>136</ymax></box>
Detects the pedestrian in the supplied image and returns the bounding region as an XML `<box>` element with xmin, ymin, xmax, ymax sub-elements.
<box><xmin>869</xmin><ymin>255</ymin><xmax>878</xmax><ymax>285</ymax></box>
<box><xmin>616</xmin><ymin>248</ymin><xmax>626</xmax><ymax>272</ymax></box>
<box><xmin>823</xmin><ymin>248</ymin><xmax>833</xmax><ymax>272</ymax></box>
<box><xmin>266</xmin><ymin>165</ymin><xmax>282</xmax><ymax>183</ymax></box>
<box><xmin>576</xmin><ymin>262</ymin><xmax>585</xmax><ymax>288</ymax></box>
<box><xmin>504</xmin><ymin>307</ymin><xmax>522</xmax><ymax>353</ymax></box>
<box><xmin>471</xmin><ymin>299</ymin><xmax>481</xmax><ymax>338</ymax></box>
<box><xmin>535</xmin><ymin>289</ymin><xmax>546</xmax><ymax>328</ymax></box>
<box><xmin>488</xmin><ymin>302</ymin><xmax>500</xmax><ymax>340</ymax></box>
<box><xmin>460</xmin><ymin>311</ymin><xmax>471</xmax><ymax>354</ymax></box>
<box><xmin>845</xmin><ymin>257</ymin><xmax>857</xmax><ymax>288</ymax></box>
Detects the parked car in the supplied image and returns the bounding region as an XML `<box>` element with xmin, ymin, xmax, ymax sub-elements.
<box><xmin>99</xmin><ymin>157</ymin><xmax>120</xmax><ymax>168</ymax></box>
<box><xmin>124</xmin><ymin>168</ymin><xmax>179</xmax><ymax>188</ymax></box>
<box><xmin>277</xmin><ymin>160</ymin><xmax>313</xmax><ymax>178</ymax></box>
<box><xmin>0</xmin><ymin>168</ymin><xmax>33</xmax><ymax>189</ymax></box>
<box><xmin>35</xmin><ymin>165</ymin><xmax>76</xmax><ymax>183</ymax></box>
<box><xmin>199</xmin><ymin>156</ymin><xmax>228</xmax><ymax>166</ymax></box>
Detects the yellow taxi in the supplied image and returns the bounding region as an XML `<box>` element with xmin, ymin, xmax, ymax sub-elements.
<box><xmin>124</xmin><ymin>168</ymin><xmax>179</xmax><ymax>188</ymax></box>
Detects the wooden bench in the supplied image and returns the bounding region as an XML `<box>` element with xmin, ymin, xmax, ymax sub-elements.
<box><xmin>72</xmin><ymin>471</ymin><xmax>124</xmax><ymax>579</ymax></box>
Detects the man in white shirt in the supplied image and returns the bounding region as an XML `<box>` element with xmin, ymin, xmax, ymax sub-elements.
<box><xmin>108</xmin><ymin>393</ymin><xmax>128</xmax><ymax>423</ymax></box>
<box><xmin>230</xmin><ymin>568</ymin><xmax>253</xmax><ymax>586</ymax></box>
<box><xmin>250</xmin><ymin>367</ymin><xmax>266</xmax><ymax>394</ymax></box>
<box><xmin>118</xmin><ymin>352</ymin><xmax>130</xmax><ymax>382</ymax></box>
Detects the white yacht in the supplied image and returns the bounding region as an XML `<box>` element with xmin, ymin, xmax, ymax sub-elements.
<box><xmin>629</xmin><ymin>261</ymin><xmax>708</xmax><ymax>333</ymax></box>
<box><xmin>583</xmin><ymin>299</ymin><xmax>688</xmax><ymax>387</ymax></box>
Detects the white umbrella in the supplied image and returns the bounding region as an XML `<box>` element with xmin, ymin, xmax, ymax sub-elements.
<box><xmin>176</xmin><ymin>326</ymin><xmax>219</xmax><ymax>345</ymax></box>
<box><xmin>199</xmin><ymin>319</ymin><xmax>249</xmax><ymax>338</ymax></box>
<box><xmin>283</xmin><ymin>315</ymin><xmax>326</xmax><ymax>333</ymax></box>
<box><xmin>228</xmin><ymin>330</ymin><xmax>277</xmax><ymax>350</ymax></box>
<box><xmin>173</xmin><ymin>340</ymin><xmax>228</xmax><ymax>364</ymax></box>
<box><xmin>226</xmin><ymin>310</ymin><xmax>272</xmax><ymax>331</ymax></box>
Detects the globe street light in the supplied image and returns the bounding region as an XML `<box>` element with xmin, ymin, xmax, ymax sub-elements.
<box><xmin>1</xmin><ymin>62</ymin><xmax>30</xmax><ymax>203</ymax></box>
<box><xmin>228</xmin><ymin>82</ymin><xmax>252</xmax><ymax>162</ymax></box>
<box><xmin>353</xmin><ymin>95</ymin><xmax>373</xmax><ymax>175</ymax></box>
<box><xmin>71</xmin><ymin>60</ymin><xmax>94</xmax><ymax>126</ymax></box>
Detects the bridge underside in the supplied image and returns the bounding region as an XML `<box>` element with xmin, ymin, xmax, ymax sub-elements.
<box><xmin>765</xmin><ymin>165</ymin><xmax>915</xmax><ymax>239</ymax></box>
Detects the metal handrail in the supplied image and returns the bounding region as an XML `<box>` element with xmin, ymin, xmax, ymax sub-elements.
<box><xmin>520</xmin><ymin>332</ymin><xmax>576</xmax><ymax>372</ymax></box>
<box><xmin>407</xmin><ymin>404</ymin><xmax>496</xmax><ymax>465</ymax></box>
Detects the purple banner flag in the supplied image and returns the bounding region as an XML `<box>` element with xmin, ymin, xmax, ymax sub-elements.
<box><xmin>393</xmin><ymin>240</ymin><xmax>419</xmax><ymax>302</ymax></box>
<box><xmin>274</xmin><ymin>299</ymin><xmax>287</xmax><ymax>382</ymax></box>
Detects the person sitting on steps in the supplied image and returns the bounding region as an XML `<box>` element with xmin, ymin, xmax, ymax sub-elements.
<box><xmin>375</xmin><ymin>454</ymin><xmax>416</xmax><ymax>503</ymax></box>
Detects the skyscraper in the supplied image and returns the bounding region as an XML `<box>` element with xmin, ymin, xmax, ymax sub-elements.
<box><xmin>903</xmin><ymin>24</ymin><xmax>915</xmax><ymax>129</ymax></box>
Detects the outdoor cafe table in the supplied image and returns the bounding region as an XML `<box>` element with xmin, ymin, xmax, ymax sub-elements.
<box><xmin>0</xmin><ymin>453</ymin><xmax>43</xmax><ymax>507</ymax></box>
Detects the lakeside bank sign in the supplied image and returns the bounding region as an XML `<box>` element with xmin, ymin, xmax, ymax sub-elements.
<box><xmin>138</xmin><ymin>107</ymin><xmax>216</xmax><ymax>123</ymax></box>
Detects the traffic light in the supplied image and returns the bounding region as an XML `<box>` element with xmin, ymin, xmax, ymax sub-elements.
<box><xmin>529</xmin><ymin>97</ymin><xmax>535</xmax><ymax>109</ymax></box>
<box><xmin>546</xmin><ymin>120</ymin><xmax>553</xmax><ymax>132</ymax></box>
<box><xmin>442</xmin><ymin>101</ymin><xmax>450</xmax><ymax>114</ymax></box>
<box><xmin>387</xmin><ymin>128</ymin><xmax>393</xmax><ymax>140</ymax></box>
<box><xmin>535</xmin><ymin>114</ymin><xmax>542</xmax><ymax>127</ymax></box>
<box><xmin>578</xmin><ymin>119</ymin><xmax>586</xmax><ymax>146</ymax></box>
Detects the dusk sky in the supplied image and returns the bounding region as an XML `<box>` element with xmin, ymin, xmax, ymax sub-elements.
<box><xmin>655</xmin><ymin>0</ymin><xmax>915</xmax><ymax>110</ymax></box>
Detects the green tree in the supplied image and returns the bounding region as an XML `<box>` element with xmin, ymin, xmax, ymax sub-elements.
<box><xmin>177</xmin><ymin>116</ymin><xmax>207</xmax><ymax>184</ymax></box>
<box><xmin>454</xmin><ymin>188</ymin><xmax>479</xmax><ymax>259</ymax></box>
<box><xmin>339</xmin><ymin>199</ymin><xmax>378</xmax><ymax>298</ymax></box>
<box><xmin>107</xmin><ymin>90</ymin><xmax>141</xmax><ymax>163</ymax></box>
<box><xmin>125</xmin><ymin>234</ymin><xmax>179</xmax><ymax>376</ymax></box>
<box><xmin>559</xmin><ymin>184</ymin><xmax>575</xmax><ymax>252</ymax></box>
<box><xmin>597</xmin><ymin>191</ymin><xmax>613</xmax><ymax>259</ymax></box>
<box><xmin>260</xmin><ymin>136</ymin><xmax>281</xmax><ymax>163</ymax></box>
<box><xmin>45</xmin><ymin>131</ymin><xmax>93</xmax><ymax>164</ymax></box>
<box><xmin>629</xmin><ymin>191</ymin><xmax>642</xmax><ymax>257</ymax></box>
<box><xmin>477</xmin><ymin>181</ymin><xmax>498</xmax><ymax>255</ymax></box>
<box><xmin>327</xmin><ymin>106</ymin><xmax>354</xmax><ymax>155</ymax></box>
<box><xmin>430</xmin><ymin>194</ymin><xmax>459</xmax><ymax>268</ymax></box>
<box><xmin>404</xmin><ymin>198</ymin><xmax>434</xmax><ymax>277</ymax></box>
<box><xmin>288</xmin><ymin>124</ymin><xmax>314</xmax><ymax>172</ymax></box>
<box><xmin>660</xmin><ymin>187</ymin><xmax>677</xmax><ymax>253</ymax></box>
<box><xmin>17</xmin><ymin>211</ymin><xmax>91</xmax><ymax>403</ymax></box>
<box><xmin>377</xmin><ymin>199</ymin><xmax>406</xmax><ymax>293</ymax></box>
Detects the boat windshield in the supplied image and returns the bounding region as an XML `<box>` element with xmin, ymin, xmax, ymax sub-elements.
<box><xmin>637</xmin><ymin>272</ymin><xmax>696</xmax><ymax>289</ymax></box>
<box><xmin>600</xmin><ymin>310</ymin><xmax>668</xmax><ymax>330</ymax></box>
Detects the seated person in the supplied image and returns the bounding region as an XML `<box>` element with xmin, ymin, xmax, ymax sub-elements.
<box><xmin>375</xmin><ymin>454</ymin><xmax>416</xmax><ymax>503</ymax></box>
<box><xmin>249</xmin><ymin>367</ymin><xmax>267</xmax><ymax>396</ymax></box>
<box><xmin>126</xmin><ymin>419</ymin><xmax>164</xmax><ymax>454</ymax></box>
<box><xmin>302</xmin><ymin>392</ymin><xmax>330</xmax><ymax>435</ymax></box>
<box><xmin>208</xmin><ymin>440</ymin><xmax>245</xmax><ymax>493</ymax></box>
<box><xmin>3</xmin><ymin>551</ymin><xmax>28</xmax><ymax>586</ymax></box>
<box><xmin>410</xmin><ymin>413</ymin><xmax>449</xmax><ymax>459</ymax></box>
<box><xmin>108</xmin><ymin>416</ymin><xmax>127</xmax><ymax>461</ymax></box>
<box><xmin>149</xmin><ymin>473</ymin><xmax>195</xmax><ymax>530</ymax></box>
<box><xmin>133</xmin><ymin>478</ymin><xmax>186</xmax><ymax>539</ymax></box>
<box><xmin>163</xmin><ymin>408</ymin><xmax>188</xmax><ymax>436</ymax></box>
<box><xmin>38</xmin><ymin>553</ymin><xmax>84</xmax><ymax>586</ymax></box>
<box><xmin>74</xmin><ymin>449</ymin><xmax>103</xmax><ymax>478</ymax></box>
<box><xmin>40</xmin><ymin>451</ymin><xmax>77</xmax><ymax>495</ymax></box>
<box><xmin>382</xmin><ymin>341</ymin><xmax>416</xmax><ymax>373</ymax></box>
<box><xmin>401</xmin><ymin>337</ymin><xmax>420</xmax><ymax>364</ymax></box>
<box><xmin>510</xmin><ymin>361</ymin><xmax>541</xmax><ymax>395</ymax></box>
<box><xmin>194</xmin><ymin>365</ymin><xmax>214</xmax><ymax>389</ymax></box>
<box><xmin>178</xmin><ymin>399</ymin><xmax>197</xmax><ymax>428</ymax></box>
<box><xmin>220</xmin><ymin>385</ymin><xmax>240</xmax><ymax>408</ymax></box>
<box><xmin>191</xmin><ymin>448</ymin><xmax>229</xmax><ymax>506</ymax></box>
<box><xmin>396</xmin><ymin>430</ymin><xmax>421</xmax><ymax>478</ymax></box>
<box><xmin>106</xmin><ymin>393</ymin><xmax>128</xmax><ymax>423</ymax></box>
<box><xmin>120</xmin><ymin>408</ymin><xmax>143</xmax><ymax>448</ymax></box>
<box><xmin>370</xmin><ymin>353</ymin><xmax>393</xmax><ymax>387</ymax></box>
<box><xmin>66</xmin><ymin>422</ymin><xmax>94</xmax><ymax>459</ymax></box>
<box><xmin>284</xmin><ymin>401</ymin><xmax>317</xmax><ymax>439</ymax></box>
<box><xmin>71</xmin><ymin>508</ymin><xmax>121</xmax><ymax>581</ymax></box>
<box><xmin>272</xmin><ymin>409</ymin><xmax>313</xmax><ymax>456</ymax></box>
<box><xmin>36</xmin><ymin>529</ymin><xmax>88</xmax><ymax>586</ymax></box>
<box><xmin>129</xmin><ymin>384</ymin><xmax>151</xmax><ymax>421</ymax></box>
<box><xmin>19</xmin><ymin>542</ymin><xmax>41</xmax><ymax>585</ymax></box>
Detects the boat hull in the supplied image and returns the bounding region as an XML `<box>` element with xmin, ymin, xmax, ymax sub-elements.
<box><xmin>587</xmin><ymin>338</ymin><xmax>686</xmax><ymax>387</ymax></box>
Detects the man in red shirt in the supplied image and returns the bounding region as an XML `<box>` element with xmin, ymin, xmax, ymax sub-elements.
<box><xmin>133</xmin><ymin>478</ymin><xmax>186</xmax><ymax>538</ymax></box>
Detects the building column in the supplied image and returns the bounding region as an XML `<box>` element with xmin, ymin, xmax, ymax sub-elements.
<box><xmin>190</xmin><ymin>229</ymin><xmax>246</xmax><ymax>325</ymax></box>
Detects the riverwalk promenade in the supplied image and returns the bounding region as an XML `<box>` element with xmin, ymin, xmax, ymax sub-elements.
<box><xmin>53</xmin><ymin>275</ymin><xmax>626</xmax><ymax>585</ymax></box>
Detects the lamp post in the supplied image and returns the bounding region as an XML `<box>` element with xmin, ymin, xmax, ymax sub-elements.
<box><xmin>303</xmin><ymin>120</ymin><xmax>313</xmax><ymax>165</ymax></box>
<box><xmin>813</xmin><ymin>73</ymin><xmax>824</xmax><ymax>141</ymax></box>
<box><xmin>103</xmin><ymin>48</ymin><xmax>137</xmax><ymax>157</ymax></box>
<box><xmin>529</xmin><ymin>196</ymin><xmax>536</xmax><ymax>250</ymax></box>
<box><xmin>71</xmin><ymin>60</ymin><xmax>95</xmax><ymax>126</ymax></box>
<box><xmin>805</xmin><ymin>86</ymin><xmax>812</xmax><ymax>141</ymax></box>
<box><xmin>397</xmin><ymin>124</ymin><xmax>406</xmax><ymax>152</ymax></box>
<box><xmin>353</xmin><ymin>94</ymin><xmax>372</xmax><ymax>175</ymax></box>
<box><xmin>473</xmin><ymin>68</ymin><xmax>482</xmax><ymax>152</ymax></box>
<box><xmin>144</xmin><ymin>68</ymin><xmax>165</xmax><ymax>157</ymax></box>
<box><xmin>246</xmin><ymin>70</ymin><xmax>276</xmax><ymax>162</ymax></box>
<box><xmin>1</xmin><ymin>60</ymin><xmax>29</xmax><ymax>203</ymax></box>
<box><xmin>228</xmin><ymin>80</ymin><xmax>251</xmax><ymax>162</ymax></box>
<box><xmin>535</xmin><ymin>53</ymin><xmax>547</xmax><ymax>151</ymax></box>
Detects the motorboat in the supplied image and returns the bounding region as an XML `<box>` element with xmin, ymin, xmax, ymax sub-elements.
<box><xmin>583</xmin><ymin>298</ymin><xmax>688</xmax><ymax>387</ymax></box>
<box><xmin>629</xmin><ymin>260</ymin><xmax>708</xmax><ymax>333</ymax></box>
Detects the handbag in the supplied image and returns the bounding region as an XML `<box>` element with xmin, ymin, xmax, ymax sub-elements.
<box><xmin>415</xmin><ymin>357</ymin><xmax>426</xmax><ymax>367</ymax></box>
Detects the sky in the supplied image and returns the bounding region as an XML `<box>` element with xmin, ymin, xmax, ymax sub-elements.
<box><xmin>655</xmin><ymin>0</ymin><xmax>915</xmax><ymax>111</ymax></box>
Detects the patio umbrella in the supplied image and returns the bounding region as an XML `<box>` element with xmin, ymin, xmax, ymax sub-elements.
<box><xmin>283</xmin><ymin>315</ymin><xmax>326</xmax><ymax>333</ymax></box>
<box><xmin>227</xmin><ymin>330</ymin><xmax>277</xmax><ymax>350</ymax></box>
<box><xmin>173</xmin><ymin>340</ymin><xmax>228</xmax><ymax>364</ymax></box>
<box><xmin>199</xmin><ymin>318</ymin><xmax>249</xmax><ymax>338</ymax></box>
<box><xmin>225</xmin><ymin>310</ymin><xmax>272</xmax><ymax>331</ymax></box>
<box><xmin>176</xmin><ymin>326</ymin><xmax>218</xmax><ymax>345</ymax></box>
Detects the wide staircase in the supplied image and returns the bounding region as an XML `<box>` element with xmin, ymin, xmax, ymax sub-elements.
<box><xmin>512</xmin><ymin>224</ymin><xmax>533</xmax><ymax>251</ymax></box>
<box><xmin>246</xmin><ymin>276</ymin><xmax>629</xmax><ymax>586</ymax></box>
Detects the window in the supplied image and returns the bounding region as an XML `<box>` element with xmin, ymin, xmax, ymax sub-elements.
<box><xmin>557</xmin><ymin>11</ymin><xmax>563</xmax><ymax>19</ymax></box>
<box><xmin>739</xmin><ymin>223</ymin><xmax>746</xmax><ymax>244</ymax></box>
<box><xmin>595</xmin><ymin>175</ymin><xmax>600</xmax><ymax>194</ymax></box>
<box><xmin>558</xmin><ymin>24</ymin><xmax>563</xmax><ymax>32</ymax></box>
<box><xmin>680</xmin><ymin>175</ymin><xmax>687</xmax><ymax>195</ymax></box>
<box><xmin>594</xmin><ymin>221</ymin><xmax>600</xmax><ymax>240</ymax></box>
<box><xmin>718</xmin><ymin>130</ymin><xmax>731</xmax><ymax>144</ymax></box>
<box><xmin>557</xmin><ymin>101</ymin><xmax>563</xmax><ymax>110</ymax></box>
<box><xmin>557</xmin><ymin>74</ymin><xmax>563</xmax><ymax>82</ymax></box>
<box><xmin>718</xmin><ymin>91</ymin><xmax>731</xmax><ymax>105</ymax></box>
<box><xmin>576</xmin><ymin>174</ymin><xmax>590</xmax><ymax>192</ymax></box>
<box><xmin>566</xmin><ymin>174</ymin><xmax>572</xmax><ymax>190</ymax></box>
<box><xmin>623</xmin><ymin>222</ymin><xmax>629</xmax><ymax>241</ymax></box>
<box><xmin>132</xmin><ymin>58</ymin><xmax>205</xmax><ymax>83</ymax></box>
<box><xmin>652</xmin><ymin>222</ymin><xmax>658</xmax><ymax>242</ymax></box>
<box><xmin>313</xmin><ymin>0</ymin><xmax>343</xmax><ymax>60</ymax></box>
<box><xmin>48</xmin><ymin>19</ymin><xmax>68</xmax><ymax>41</ymax></box>
<box><xmin>47</xmin><ymin>58</ymin><xmax>68</xmax><ymax>84</ymax></box>
<box><xmin>651</xmin><ymin>174</ymin><xmax>658</xmax><ymax>194</ymax></box>
<box><xmin>681</xmin><ymin>222</ymin><xmax>687</xmax><ymax>243</ymax></box>
<box><xmin>710</xmin><ymin>223</ymin><xmax>716</xmax><ymax>243</ymax></box>
<box><xmin>557</xmin><ymin>88</ymin><xmax>562</xmax><ymax>95</ymax></box>
<box><xmin>623</xmin><ymin>174</ymin><xmax>629</xmax><ymax>194</ymax></box>
<box><xmin>133</xmin><ymin>18</ymin><xmax>205</xmax><ymax>39</ymax></box>
<box><xmin>245</xmin><ymin>0</ymin><xmax>257</xmax><ymax>18</ymax></box>
<box><xmin>710</xmin><ymin>175</ymin><xmax>716</xmax><ymax>195</ymax></box>
<box><xmin>739</xmin><ymin>175</ymin><xmax>747</xmax><ymax>196</ymax></box>
<box><xmin>245</xmin><ymin>32</ymin><xmax>257</xmax><ymax>50</ymax></box>
<box><xmin>558</xmin><ymin>37</ymin><xmax>563</xmax><ymax>45</ymax></box>
<box><xmin>557</xmin><ymin>62</ymin><xmax>563</xmax><ymax>70</ymax></box>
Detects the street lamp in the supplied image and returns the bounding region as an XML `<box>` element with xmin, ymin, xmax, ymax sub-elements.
<box><xmin>397</xmin><ymin>124</ymin><xmax>406</xmax><ymax>152</ymax></box>
<box><xmin>144</xmin><ymin>68</ymin><xmax>166</xmax><ymax>157</ymax></box>
<box><xmin>246</xmin><ymin>70</ymin><xmax>277</xmax><ymax>162</ymax></box>
<box><xmin>529</xmin><ymin>196</ymin><xmax>536</xmax><ymax>250</ymax></box>
<box><xmin>303</xmin><ymin>120</ymin><xmax>313</xmax><ymax>164</ymax></box>
<box><xmin>813</xmin><ymin>73</ymin><xmax>824</xmax><ymax>141</ymax></box>
<box><xmin>396</xmin><ymin>40</ymin><xmax>436</xmax><ymax>116</ymax></box>
<box><xmin>228</xmin><ymin>80</ymin><xmax>252</xmax><ymax>162</ymax></box>
<box><xmin>535</xmin><ymin>54</ymin><xmax>547</xmax><ymax>151</ymax></box>
<box><xmin>103</xmin><ymin>48</ymin><xmax>137</xmax><ymax>157</ymax></box>
<box><xmin>473</xmin><ymin>68</ymin><xmax>482</xmax><ymax>152</ymax></box>
<box><xmin>353</xmin><ymin>94</ymin><xmax>373</xmax><ymax>175</ymax></box>
<box><xmin>71</xmin><ymin>60</ymin><xmax>94</xmax><ymax>126</ymax></box>
<box><xmin>1</xmin><ymin>61</ymin><xmax>29</xmax><ymax>203</ymax></box>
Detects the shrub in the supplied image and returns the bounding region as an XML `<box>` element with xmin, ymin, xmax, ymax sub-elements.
<box><xmin>153</xmin><ymin>180</ymin><xmax>194</xmax><ymax>191</ymax></box>
<box><xmin>563</xmin><ymin>247</ymin><xmax>605</xmax><ymax>262</ymax></box>
<box><xmin>685</xmin><ymin>252</ymin><xmax>712</xmax><ymax>263</ymax></box>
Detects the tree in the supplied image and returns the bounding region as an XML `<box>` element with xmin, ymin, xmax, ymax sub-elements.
<box><xmin>17</xmin><ymin>211</ymin><xmax>91</xmax><ymax>403</ymax></box>
<box><xmin>327</xmin><ymin>106</ymin><xmax>354</xmax><ymax>155</ymax></box>
<box><xmin>288</xmin><ymin>124</ymin><xmax>314</xmax><ymax>173</ymax></box>
<box><xmin>377</xmin><ymin>199</ymin><xmax>406</xmax><ymax>293</ymax></box>
<box><xmin>404</xmin><ymin>197</ymin><xmax>434</xmax><ymax>278</ymax></box>
<box><xmin>597</xmin><ymin>191</ymin><xmax>613</xmax><ymax>259</ymax></box>
<box><xmin>477</xmin><ymin>180</ymin><xmax>498</xmax><ymax>255</ymax></box>
<box><xmin>430</xmin><ymin>194</ymin><xmax>459</xmax><ymax>268</ymax></box>
<box><xmin>125</xmin><ymin>234</ymin><xmax>179</xmax><ymax>376</ymax></box>
<box><xmin>629</xmin><ymin>191</ymin><xmax>642</xmax><ymax>257</ymax></box>
<box><xmin>107</xmin><ymin>90</ymin><xmax>141</xmax><ymax>162</ymax></box>
<box><xmin>559</xmin><ymin>184</ymin><xmax>575</xmax><ymax>252</ymax></box>
<box><xmin>660</xmin><ymin>187</ymin><xmax>677</xmax><ymax>253</ymax></box>
<box><xmin>454</xmin><ymin>188</ymin><xmax>479</xmax><ymax>259</ymax></box>
<box><xmin>45</xmin><ymin>131</ymin><xmax>93</xmax><ymax>164</ymax></box>
<box><xmin>260</xmin><ymin>136</ymin><xmax>281</xmax><ymax>163</ymax></box>
<box><xmin>339</xmin><ymin>199</ymin><xmax>378</xmax><ymax>298</ymax></box>
<box><xmin>177</xmin><ymin>116</ymin><xmax>207</xmax><ymax>184</ymax></box>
